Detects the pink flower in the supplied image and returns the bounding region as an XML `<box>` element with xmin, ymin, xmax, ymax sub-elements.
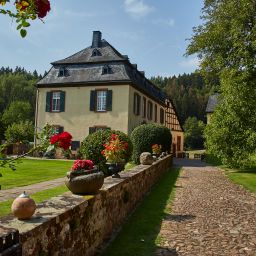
<box><xmin>71</xmin><ymin>159</ymin><xmax>94</xmax><ymax>171</ymax></box>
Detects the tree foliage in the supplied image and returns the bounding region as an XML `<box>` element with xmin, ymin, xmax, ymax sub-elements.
<box><xmin>0</xmin><ymin>66</ymin><xmax>39</xmax><ymax>140</ymax></box>
<box><xmin>151</xmin><ymin>72</ymin><xmax>217</xmax><ymax>124</ymax></box>
<box><xmin>183</xmin><ymin>117</ymin><xmax>205</xmax><ymax>150</ymax></box>
<box><xmin>187</xmin><ymin>0</ymin><xmax>256</xmax><ymax>167</ymax></box>
<box><xmin>2</xmin><ymin>101</ymin><xmax>32</xmax><ymax>126</ymax></box>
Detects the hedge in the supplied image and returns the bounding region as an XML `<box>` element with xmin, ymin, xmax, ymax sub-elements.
<box><xmin>80</xmin><ymin>129</ymin><xmax>133</xmax><ymax>175</ymax></box>
<box><xmin>131</xmin><ymin>123</ymin><xmax>172</xmax><ymax>164</ymax></box>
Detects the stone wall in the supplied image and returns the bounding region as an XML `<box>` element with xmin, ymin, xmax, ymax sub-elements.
<box><xmin>0</xmin><ymin>155</ymin><xmax>172</xmax><ymax>256</ymax></box>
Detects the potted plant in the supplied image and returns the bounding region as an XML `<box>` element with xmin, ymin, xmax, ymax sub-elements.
<box><xmin>101</xmin><ymin>134</ymin><xmax>129</xmax><ymax>178</ymax></box>
<box><xmin>65</xmin><ymin>159</ymin><xmax>104</xmax><ymax>194</ymax></box>
<box><xmin>151</xmin><ymin>144</ymin><xmax>162</xmax><ymax>159</ymax></box>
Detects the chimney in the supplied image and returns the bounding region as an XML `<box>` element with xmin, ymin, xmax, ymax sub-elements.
<box><xmin>92</xmin><ymin>31</ymin><xmax>102</xmax><ymax>48</ymax></box>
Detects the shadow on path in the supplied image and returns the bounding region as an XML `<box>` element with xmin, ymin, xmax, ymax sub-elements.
<box><xmin>163</xmin><ymin>214</ymin><xmax>196</xmax><ymax>222</ymax></box>
<box><xmin>173</xmin><ymin>158</ymin><xmax>208</xmax><ymax>168</ymax></box>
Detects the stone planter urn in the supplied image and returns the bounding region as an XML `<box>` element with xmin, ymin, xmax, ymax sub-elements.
<box><xmin>140</xmin><ymin>152</ymin><xmax>154</xmax><ymax>165</ymax></box>
<box><xmin>11</xmin><ymin>192</ymin><xmax>36</xmax><ymax>220</ymax></box>
<box><xmin>65</xmin><ymin>167</ymin><xmax>104</xmax><ymax>195</ymax></box>
<box><xmin>106</xmin><ymin>162</ymin><xmax>125</xmax><ymax>178</ymax></box>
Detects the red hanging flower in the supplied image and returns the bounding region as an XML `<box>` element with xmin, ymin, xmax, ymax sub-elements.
<box><xmin>36</xmin><ymin>0</ymin><xmax>50</xmax><ymax>18</ymax></box>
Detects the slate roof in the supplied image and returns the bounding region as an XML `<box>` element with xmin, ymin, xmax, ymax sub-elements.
<box><xmin>51</xmin><ymin>40</ymin><xmax>126</xmax><ymax>65</ymax></box>
<box><xmin>37</xmin><ymin>32</ymin><xmax>166</xmax><ymax>104</ymax></box>
<box><xmin>206</xmin><ymin>94</ymin><xmax>219</xmax><ymax>113</ymax></box>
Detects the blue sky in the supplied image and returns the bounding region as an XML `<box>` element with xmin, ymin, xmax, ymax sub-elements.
<box><xmin>0</xmin><ymin>0</ymin><xmax>204</xmax><ymax>77</ymax></box>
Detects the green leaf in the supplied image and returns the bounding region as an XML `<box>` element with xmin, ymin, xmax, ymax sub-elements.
<box><xmin>20</xmin><ymin>29</ymin><xmax>27</xmax><ymax>38</ymax></box>
<box><xmin>0</xmin><ymin>10</ymin><xmax>7</xmax><ymax>14</ymax></box>
<box><xmin>22</xmin><ymin>21</ymin><xmax>30</xmax><ymax>27</ymax></box>
<box><xmin>17</xmin><ymin>24</ymin><xmax>22</xmax><ymax>30</ymax></box>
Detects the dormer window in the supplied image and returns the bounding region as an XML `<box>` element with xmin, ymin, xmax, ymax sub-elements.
<box><xmin>91</xmin><ymin>49</ymin><xmax>102</xmax><ymax>57</ymax></box>
<box><xmin>102</xmin><ymin>65</ymin><xmax>112</xmax><ymax>75</ymax></box>
<box><xmin>58</xmin><ymin>67</ymin><xmax>69</xmax><ymax>77</ymax></box>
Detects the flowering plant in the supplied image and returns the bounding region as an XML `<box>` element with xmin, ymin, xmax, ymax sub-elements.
<box><xmin>0</xmin><ymin>0</ymin><xmax>51</xmax><ymax>37</ymax></box>
<box><xmin>101</xmin><ymin>134</ymin><xmax>129</xmax><ymax>163</ymax></box>
<box><xmin>49</xmin><ymin>131</ymin><xmax>72</xmax><ymax>151</ymax></box>
<box><xmin>152</xmin><ymin>144</ymin><xmax>162</xmax><ymax>155</ymax></box>
<box><xmin>71</xmin><ymin>159</ymin><xmax>94</xmax><ymax>172</ymax></box>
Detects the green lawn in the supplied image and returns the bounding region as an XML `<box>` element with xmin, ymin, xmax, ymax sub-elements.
<box><xmin>0</xmin><ymin>185</ymin><xmax>69</xmax><ymax>217</ymax></box>
<box><xmin>101</xmin><ymin>167</ymin><xmax>180</xmax><ymax>256</ymax></box>
<box><xmin>206</xmin><ymin>153</ymin><xmax>256</xmax><ymax>193</ymax></box>
<box><xmin>226</xmin><ymin>168</ymin><xmax>256</xmax><ymax>193</ymax></box>
<box><xmin>0</xmin><ymin>159</ymin><xmax>73</xmax><ymax>190</ymax></box>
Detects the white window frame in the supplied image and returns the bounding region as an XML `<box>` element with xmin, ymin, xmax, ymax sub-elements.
<box><xmin>52</xmin><ymin>91</ymin><xmax>61</xmax><ymax>112</ymax></box>
<box><xmin>96</xmin><ymin>90</ymin><xmax>107</xmax><ymax>112</ymax></box>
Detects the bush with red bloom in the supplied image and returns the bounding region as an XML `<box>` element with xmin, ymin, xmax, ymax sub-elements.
<box><xmin>71</xmin><ymin>159</ymin><xmax>94</xmax><ymax>172</ymax></box>
<box><xmin>101</xmin><ymin>134</ymin><xmax>129</xmax><ymax>163</ymax></box>
<box><xmin>50</xmin><ymin>131</ymin><xmax>72</xmax><ymax>151</ymax></box>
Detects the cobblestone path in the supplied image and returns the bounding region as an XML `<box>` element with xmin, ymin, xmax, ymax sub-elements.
<box><xmin>156</xmin><ymin>159</ymin><xmax>256</xmax><ymax>256</ymax></box>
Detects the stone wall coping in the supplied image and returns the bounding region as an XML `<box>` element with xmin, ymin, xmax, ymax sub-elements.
<box><xmin>0</xmin><ymin>155</ymin><xmax>172</xmax><ymax>255</ymax></box>
<box><xmin>0</xmin><ymin>157</ymin><xmax>166</xmax><ymax>234</ymax></box>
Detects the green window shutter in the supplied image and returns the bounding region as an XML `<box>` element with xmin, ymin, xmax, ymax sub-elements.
<box><xmin>45</xmin><ymin>92</ymin><xmax>52</xmax><ymax>112</ymax></box>
<box><xmin>58</xmin><ymin>126</ymin><xmax>64</xmax><ymax>133</ymax></box>
<box><xmin>90</xmin><ymin>90</ymin><xmax>96</xmax><ymax>111</ymax></box>
<box><xmin>60</xmin><ymin>91</ymin><xmax>66</xmax><ymax>112</ymax></box>
<box><xmin>89</xmin><ymin>127</ymin><xmax>96</xmax><ymax>134</ymax></box>
<box><xmin>133</xmin><ymin>93</ymin><xmax>136</xmax><ymax>114</ymax></box>
<box><xmin>106</xmin><ymin>90</ymin><xmax>113</xmax><ymax>111</ymax></box>
<box><xmin>137</xmin><ymin>95</ymin><xmax>141</xmax><ymax>115</ymax></box>
<box><xmin>160</xmin><ymin>108</ymin><xmax>165</xmax><ymax>124</ymax></box>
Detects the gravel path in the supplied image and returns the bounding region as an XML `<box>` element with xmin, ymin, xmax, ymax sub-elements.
<box><xmin>156</xmin><ymin>159</ymin><xmax>256</xmax><ymax>256</ymax></box>
<box><xmin>0</xmin><ymin>177</ymin><xmax>65</xmax><ymax>202</ymax></box>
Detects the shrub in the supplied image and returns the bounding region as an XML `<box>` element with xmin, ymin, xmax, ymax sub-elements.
<box><xmin>131</xmin><ymin>123</ymin><xmax>172</xmax><ymax>164</ymax></box>
<box><xmin>80</xmin><ymin>130</ymin><xmax>133</xmax><ymax>175</ymax></box>
<box><xmin>5</xmin><ymin>120</ymin><xmax>34</xmax><ymax>144</ymax></box>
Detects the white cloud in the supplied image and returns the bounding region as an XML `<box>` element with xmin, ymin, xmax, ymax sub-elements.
<box><xmin>124</xmin><ymin>0</ymin><xmax>154</xmax><ymax>18</ymax></box>
<box><xmin>179</xmin><ymin>57</ymin><xmax>200</xmax><ymax>68</ymax></box>
<box><xmin>152</xmin><ymin>18</ymin><xmax>175</xmax><ymax>27</ymax></box>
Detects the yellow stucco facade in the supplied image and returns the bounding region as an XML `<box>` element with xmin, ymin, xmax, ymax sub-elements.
<box><xmin>127</xmin><ymin>86</ymin><xmax>165</xmax><ymax>134</ymax></box>
<box><xmin>36</xmin><ymin>84</ymin><xmax>184</xmax><ymax>155</ymax></box>
<box><xmin>36</xmin><ymin>85</ymin><xmax>130</xmax><ymax>142</ymax></box>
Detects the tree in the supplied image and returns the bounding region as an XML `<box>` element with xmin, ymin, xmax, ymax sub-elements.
<box><xmin>0</xmin><ymin>0</ymin><xmax>51</xmax><ymax>37</ymax></box>
<box><xmin>2</xmin><ymin>101</ymin><xmax>33</xmax><ymax>126</ymax></box>
<box><xmin>183</xmin><ymin>117</ymin><xmax>205</xmax><ymax>150</ymax></box>
<box><xmin>187</xmin><ymin>0</ymin><xmax>256</xmax><ymax>167</ymax></box>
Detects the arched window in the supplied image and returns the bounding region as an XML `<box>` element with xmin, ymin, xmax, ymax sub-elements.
<box><xmin>91</xmin><ymin>49</ymin><xmax>102</xmax><ymax>57</ymax></box>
